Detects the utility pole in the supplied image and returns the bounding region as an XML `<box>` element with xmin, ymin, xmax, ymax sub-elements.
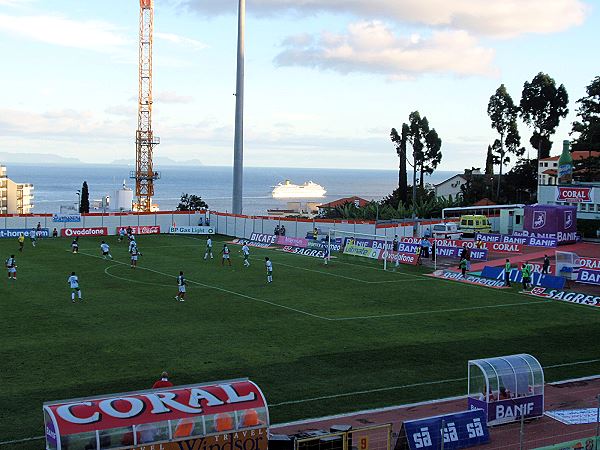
<box><xmin>232</xmin><ymin>0</ymin><xmax>245</xmax><ymax>214</ymax></box>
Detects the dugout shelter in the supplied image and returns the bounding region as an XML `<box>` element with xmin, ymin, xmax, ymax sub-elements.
<box><xmin>43</xmin><ymin>378</ymin><xmax>269</xmax><ymax>450</ymax></box>
<box><xmin>467</xmin><ymin>354</ymin><xmax>544</xmax><ymax>425</ymax></box>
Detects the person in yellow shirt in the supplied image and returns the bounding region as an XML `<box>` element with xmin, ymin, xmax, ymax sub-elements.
<box><xmin>18</xmin><ymin>233</ymin><xmax>25</xmax><ymax>252</ymax></box>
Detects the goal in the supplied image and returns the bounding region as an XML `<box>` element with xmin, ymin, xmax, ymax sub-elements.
<box><xmin>327</xmin><ymin>229</ymin><xmax>390</xmax><ymax>270</ymax></box>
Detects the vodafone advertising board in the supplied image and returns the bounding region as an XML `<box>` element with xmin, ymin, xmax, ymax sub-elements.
<box><xmin>61</xmin><ymin>227</ymin><xmax>108</xmax><ymax>237</ymax></box>
<box><xmin>116</xmin><ymin>225</ymin><xmax>160</xmax><ymax>235</ymax></box>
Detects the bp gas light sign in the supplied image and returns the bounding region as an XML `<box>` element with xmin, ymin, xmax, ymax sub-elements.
<box><xmin>169</xmin><ymin>226</ymin><xmax>215</xmax><ymax>235</ymax></box>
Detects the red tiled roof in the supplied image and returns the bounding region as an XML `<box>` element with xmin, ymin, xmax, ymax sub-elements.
<box><xmin>472</xmin><ymin>198</ymin><xmax>496</xmax><ymax>206</ymax></box>
<box><xmin>318</xmin><ymin>196</ymin><xmax>369</xmax><ymax>208</ymax></box>
<box><xmin>543</xmin><ymin>169</ymin><xmax>557</xmax><ymax>176</ymax></box>
<box><xmin>540</xmin><ymin>151</ymin><xmax>600</xmax><ymax>162</ymax></box>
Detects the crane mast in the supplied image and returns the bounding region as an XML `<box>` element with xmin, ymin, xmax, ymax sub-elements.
<box><xmin>132</xmin><ymin>0</ymin><xmax>160</xmax><ymax>212</ymax></box>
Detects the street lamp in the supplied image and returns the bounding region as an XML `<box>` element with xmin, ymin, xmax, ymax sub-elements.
<box><xmin>76</xmin><ymin>190</ymin><xmax>81</xmax><ymax>212</ymax></box>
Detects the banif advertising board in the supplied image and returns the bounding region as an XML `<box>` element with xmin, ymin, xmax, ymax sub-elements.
<box><xmin>522</xmin><ymin>204</ymin><xmax>577</xmax><ymax>244</ymax></box>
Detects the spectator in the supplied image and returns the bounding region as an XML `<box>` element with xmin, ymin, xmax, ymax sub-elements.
<box><xmin>542</xmin><ymin>254</ymin><xmax>550</xmax><ymax>274</ymax></box>
<box><xmin>274</xmin><ymin>225</ymin><xmax>280</xmax><ymax>236</ymax></box>
<box><xmin>280</xmin><ymin>225</ymin><xmax>286</xmax><ymax>236</ymax></box>
<box><xmin>499</xmin><ymin>387</ymin><xmax>511</xmax><ymax>400</ymax></box>
<box><xmin>459</xmin><ymin>257</ymin><xmax>467</xmax><ymax>277</ymax></box>
<box><xmin>215</xmin><ymin>413</ymin><xmax>234</xmax><ymax>432</ymax></box>
<box><xmin>423</xmin><ymin>228</ymin><xmax>431</xmax><ymax>238</ymax></box>
<box><xmin>521</xmin><ymin>262</ymin><xmax>532</xmax><ymax>291</ymax></box>
<box><xmin>152</xmin><ymin>371</ymin><xmax>173</xmax><ymax>389</ymax></box>
<box><xmin>312</xmin><ymin>227</ymin><xmax>318</xmax><ymax>240</ymax></box>
<box><xmin>430</xmin><ymin>240</ymin><xmax>436</xmax><ymax>261</ymax></box>
<box><xmin>420</xmin><ymin>237</ymin><xmax>430</xmax><ymax>259</ymax></box>
<box><xmin>52</xmin><ymin>228</ymin><xmax>58</xmax><ymax>238</ymax></box>
<box><xmin>392</xmin><ymin>235</ymin><xmax>398</xmax><ymax>252</ymax></box>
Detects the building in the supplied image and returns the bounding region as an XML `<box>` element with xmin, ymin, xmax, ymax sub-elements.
<box><xmin>537</xmin><ymin>151</ymin><xmax>600</xmax><ymax>220</ymax></box>
<box><xmin>434</xmin><ymin>169</ymin><xmax>483</xmax><ymax>199</ymax></box>
<box><xmin>0</xmin><ymin>164</ymin><xmax>34</xmax><ymax>214</ymax></box>
<box><xmin>317</xmin><ymin>196</ymin><xmax>369</xmax><ymax>215</ymax></box>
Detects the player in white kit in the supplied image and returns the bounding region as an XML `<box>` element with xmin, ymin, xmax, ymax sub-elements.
<box><xmin>68</xmin><ymin>271</ymin><xmax>82</xmax><ymax>303</ymax></box>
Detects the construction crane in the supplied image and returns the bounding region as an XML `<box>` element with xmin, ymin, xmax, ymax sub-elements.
<box><xmin>131</xmin><ymin>0</ymin><xmax>160</xmax><ymax>212</ymax></box>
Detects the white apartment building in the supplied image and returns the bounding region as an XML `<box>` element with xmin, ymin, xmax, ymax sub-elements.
<box><xmin>0</xmin><ymin>164</ymin><xmax>34</xmax><ymax>214</ymax></box>
<box><xmin>537</xmin><ymin>151</ymin><xmax>600</xmax><ymax>220</ymax></box>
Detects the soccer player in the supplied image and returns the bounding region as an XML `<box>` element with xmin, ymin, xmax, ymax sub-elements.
<box><xmin>323</xmin><ymin>245</ymin><xmax>330</xmax><ymax>265</ymax></box>
<box><xmin>5</xmin><ymin>255</ymin><xmax>17</xmax><ymax>280</ymax></box>
<box><xmin>100</xmin><ymin>241</ymin><xmax>113</xmax><ymax>260</ymax></box>
<box><xmin>71</xmin><ymin>237</ymin><xmax>79</xmax><ymax>254</ymax></box>
<box><xmin>175</xmin><ymin>271</ymin><xmax>186</xmax><ymax>302</ymax></box>
<box><xmin>221</xmin><ymin>244</ymin><xmax>231</xmax><ymax>266</ymax></box>
<box><xmin>68</xmin><ymin>271</ymin><xmax>82</xmax><ymax>303</ymax></box>
<box><xmin>130</xmin><ymin>244</ymin><xmax>141</xmax><ymax>269</ymax></box>
<box><xmin>459</xmin><ymin>256</ymin><xmax>467</xmax><ymax>277</ymax></box>
<box><xmin>118</xmin><ymin>228</ymin><xmax>126</xmax><ymax>242</ymax></box>
<box><xmin>204</xmin><ymin>237</ymin><xmax>213</xmax><ymax>260</ymax></box>
<box><xmin>265</xmin><ymin>257</ymin><xmax>273</xmax><ymax>283</ymax></box>
<box><xmin>241</xmin><ymin>243</ymin><xmax>250</xmax><ymax>267</ymax></box>
<box><xmin>30</xmin><ymin>230</ymin><xmax>37</xmax><ymax>247</ymax></box>
<box><xmin>18</xmin><ymin>233</ymin><xmax>25</xmax><ymax>252</ymax></box>
<box><xmin>152</xmin><ymin>371</ymin><xmax>174</xmax><ymax>389</ymax></box>
<box><xmin>521</xmin><ymin>262</ymin><xmax>532</xmax><ymax>291</ymax></box>
<box><xmin>128</xmin><ymin>238</ymin><xmax>137</xmax><ymax>254</ymax></box>
<box><xmin>504</xmin><ymin>259</ymin><xmax>512</xmax><ymax>287</ymax></box>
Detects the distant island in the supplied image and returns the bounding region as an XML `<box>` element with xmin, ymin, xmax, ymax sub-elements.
<box><xmin>0</xmin><ymin>152</ymin><xmax>83</xmax><ymax>165</ymax></box>
<box><xmin>110</xmin><ymin>156</ymin><xmax>204</xmax><ymax>167</ymax></box>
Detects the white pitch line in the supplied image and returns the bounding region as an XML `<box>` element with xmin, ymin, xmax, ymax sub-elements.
<box><xmin>78</xmin><ymin>252</ymin><xmax>332</xmax><ymax>321</ymax></box>
<box><xmin>330</xmin><ymin>300</ymin><xmax>553</xmax><ymax>321</ymax></box>
<box><xmin>269</xmin><ymin>358</ymin><xmax>600</xmax><ymax>408</ymax></box>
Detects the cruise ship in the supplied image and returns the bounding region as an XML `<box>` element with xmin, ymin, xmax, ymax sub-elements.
<box><xmin>271</xmin><ymin>180</ymin><xmax>326</xmax><ymax>198</ymax></box>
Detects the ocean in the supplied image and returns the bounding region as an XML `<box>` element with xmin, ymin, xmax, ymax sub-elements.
<box><xmin>6</xmin><ymin>164</ymin><xmax>457</xmax><ymax>215</ymax></box>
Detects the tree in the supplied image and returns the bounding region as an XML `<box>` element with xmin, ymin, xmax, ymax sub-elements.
<box><xmin>176</xmin><ymin>193</ymin><xmax>208</xmax><ymax>211</ymax></box>
<box><xmin>520</xmin><ymin>72</ymin><xmax>569</xmax><ymax>159</ymax></box>
<box><xmin>487</xmin><ymin>84</ymin><xmax>521</xmax><ymax>199</ymax></box>
<box><xmin>390</xmin><ymin>126</ymin><xmax>408</xmax><ymax>206</ymax></box>
<box><xmin>571</xmin><ymin>76</ymin><xmax>600</xmax><ymax>151</ymax></box>
<box><xmin>80</xmin><ymin>181</ymin><xmax>90</xmax><ymax>214</ymax></box>
<box><xmin>503</xmin><ymin>159</ymin><xmax>538</xmax><ymax>203</ymax></box>
<box><xmin>404</xmin><ymin>111</ymin><xmax>442</xmax><ymax>191</ymax></box>
<box><xmin>485</xmin><ymin>144</ymin><xmax>497</xmax><ymax>175</ymax></box>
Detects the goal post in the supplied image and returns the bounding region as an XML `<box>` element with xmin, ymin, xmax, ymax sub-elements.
<box><xmin>327</xmin><ymin>229</ymin><xmax>390</xmax><ymax>270</ymax></box>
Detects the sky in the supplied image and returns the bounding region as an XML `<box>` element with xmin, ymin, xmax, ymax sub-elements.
<box><xmin>0</xmin><ymin>0</ymin><xmax>597</xmax><ymax>171</ymax></box>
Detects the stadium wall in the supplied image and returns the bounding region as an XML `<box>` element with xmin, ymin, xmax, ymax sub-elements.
<box><xmin>0</xmin><ymin>211</ymin><xmax>441</xmax><ymax>239</ymax></box>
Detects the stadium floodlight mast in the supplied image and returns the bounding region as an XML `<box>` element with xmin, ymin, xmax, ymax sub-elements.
<box><xmin>232</xmin><ymin>0</ymin><xmax>245</xmax><ymax>215</ymax></box>
<box><xmin>327</xmin><ymin>229</ymin><xmax>389</xmax><ymax>271</ymax></box>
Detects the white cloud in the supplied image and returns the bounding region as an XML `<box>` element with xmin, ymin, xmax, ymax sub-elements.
<box><xmin>180</xmin><ymin>0</ymin><xmax>589</xmax><ymax>38</ymax></box>
<box><xmin>0</xmin><ymin>13</ymin><xmax>130</xmax><ymax>52</ymax></box>
<box><xmin>275</xmin><ymin>22</ymin><xmax>496</xmax><ymax>79</ymax></box>
<box><xmin>155</xmin><ymin>32</ymin><xmax>207</xmax><ymax>50</ymax></box>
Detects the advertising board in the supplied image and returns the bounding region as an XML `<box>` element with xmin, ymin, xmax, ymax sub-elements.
<box><xmin>522</xmin><ymin>204</ymin><xmax>577</xmax><ymax>244</ymax></box>
<box><xmin>343</xmin><ymin>243</ymin><xmax>381</xmax><ymax>259</ymax></box>
<box><xmin>382</xmin><ymin>251</ymin><xmax>418</xmax><ymax>265</ymax></box>
<box><xmin>61</xmin><ymin>227</ymin><xmax>108</xmax><ymax>237</ymax></box>
<box><xmin>277</xmin><ymin>236</ymin><xmax>309</xmax><ymax>248</ymax></box>
<box><xmin>52</xmin><ymin>214</ymin><xmax>81</xmax><ymax>223</ymax></box>
<box><xmin>528</xmin><ymin>287</ymin><xmax>600</xmax><ymax>308</ymax></box>
<box><xmin>116</xmin><ymin>226</ymin><xmax>161</xmax><ymax>235</ymax></box>
<box><xmin>0</xmin><ymin>228</ymin><xmax>50</xmax><ymax>239</ymax></box>
<box><xmin>248</xmin><ymin>233</ymin><xmax>277</xmax><ymax>244</ymax></box>
<box><xmin>428</xmin><ymin>270</ymin><xmax>507</xmax><ymax>288</ymax></box>
<box><xmin>480</xmin><ymin>266</ymin><xmax>565</xmax><ymax>289</ymax></box>
<box><xmin>468</xmin><ymin>395</ymin><xmax>543</xmax><ymax>425</ymax></box>
<box><xmin>556</xmin><ymin>186</ymin><xmax>593</xmax><ymax>203</ymax></box>
<box><xmin>402</xmin><ymin>409</ymin><xmax>489</xmax><ymax>450</ymax></box>
<box><xmin>576</xmin><ymin>268</ymin><xmax>600</xmax><ymax>286</ymax></box>
<box><xmin>282</xmin><ymin>246</ymin><xmax>326</xmax><ymax>258</ymax></box>
<box><xmin>476</xmin><ymin>232</ymin><xmax>557</xmax><ymax>248</ymax></box>
<box><xmin>169</xmin><ymin>226</ymin><xmax>215</xmax><ymax>235</ymax></box>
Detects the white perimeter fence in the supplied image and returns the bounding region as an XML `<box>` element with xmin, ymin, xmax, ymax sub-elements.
<box><xmin>0</xmin><ymin>211</ymin><xmax>446</xmax><ymax>240</ymax></box>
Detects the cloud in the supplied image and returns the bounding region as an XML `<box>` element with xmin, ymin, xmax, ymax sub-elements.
<box><xmin>155</xmin><ymin>91</ymin><xmax>195</xmax><ymax>104</ymax></box>
<box><xmin>155</xmin><ymin>32</ymin><xmax>207</xmax><ymax>50</ymax></box>
<box><xmin>0</xmin><ymin>13</ymin><xmax>130</xmax><ymax>52</ymax></box>
<box><xmin>179</xmin><ymin>0</ymin><xmax>588</xmax><ymax>38</ymax></box>
<box><xmin>274</xmin><ymin>22</ymin><xmax>496</xmax><ymax>79</ymax></box>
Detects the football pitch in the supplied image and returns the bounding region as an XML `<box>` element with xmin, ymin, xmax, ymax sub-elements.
<box><xmin>2</xmin><ymin>234</ymin><xmax>600</xmax><ymax>446</ymax></box>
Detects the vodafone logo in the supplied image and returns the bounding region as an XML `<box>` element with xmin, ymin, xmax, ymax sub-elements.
<box><xmin>62</xmin><ymin>227</ymin><xmax>108</xmax><ymax>237</ymax></box>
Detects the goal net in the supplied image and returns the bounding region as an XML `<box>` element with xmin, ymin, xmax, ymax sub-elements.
<box><xmin>555</xmin><ymin>251</ymin><xmax>579</xmax><ymax>280</ymax></box>
<box><xmin>327</xmin><ymin>229</ymin><xmax>390</xmax><ymax>270</ymax></box>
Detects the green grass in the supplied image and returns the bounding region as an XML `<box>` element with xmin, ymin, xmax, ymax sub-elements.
<box><xmin>1</xmin><ymin>234</ymin><xmax>600</xmax><ymax>447</ymax></box>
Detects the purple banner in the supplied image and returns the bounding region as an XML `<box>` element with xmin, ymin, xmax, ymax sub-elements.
<box><xmin>468</xmin><ymin>394</ymin><xmax>544</xmax><ymax>424</ymax></box>
<box><xmin>577</xmin><ymin>268</ymin><xmax>600</xmax><ymax>286</ymax></box>
<box><xmin>523</xmin><ymin>204</ymin><xmax>577</xmax><ymax>244</ymax></box>
<box><xmin>476</xmin><ymin>232</ymin><xmax>557</xmax><ymax>248</ymax></box>
<box><xmin>344</xmin><ymin>237</ymin><xmax>418</xmax><ymax>253</ymax></box>
<box><xmin>436</xmin><ymin>246</ymin><xmax>488</xmax><ymax>261</ymax></box>
<box><xmin>277</xmin><ymin>235</ymin><xmax>308</xmax><ymax>248</ymax></box>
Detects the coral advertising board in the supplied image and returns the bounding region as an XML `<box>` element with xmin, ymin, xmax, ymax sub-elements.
<box><xmin>556</xmin><ymin>186</ymin><xmax>592</xmax><ymax>203</ymax></box>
